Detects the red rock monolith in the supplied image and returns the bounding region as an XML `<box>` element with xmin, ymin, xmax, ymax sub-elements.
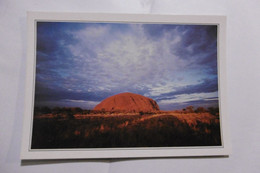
<box><xmin>94</xmin><ymin>92</ymin><xmax>160</xmax><ymax>113</ymax></box>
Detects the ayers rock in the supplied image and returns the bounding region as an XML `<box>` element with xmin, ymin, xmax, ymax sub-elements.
<box><xmin>94</xmin><ymin>92</ymin><xmax>160</xmax><ymax>112</ymax></box>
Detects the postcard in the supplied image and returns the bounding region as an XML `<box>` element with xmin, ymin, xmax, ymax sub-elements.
<box><xmin>21</xmin><ymin>12</ymin><xmax>230</xmax><ymax>159</ymax></box>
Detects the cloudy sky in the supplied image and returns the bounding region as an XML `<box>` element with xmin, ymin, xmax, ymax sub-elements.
<box><xmin>35</xmin><ymin>21</ymin><xmax>219</xmax><ymax>110</ymax></box>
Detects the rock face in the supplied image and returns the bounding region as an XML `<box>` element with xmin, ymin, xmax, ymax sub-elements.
<box><xmin>94</xmin><ymin>92</ymin><xmax>160</xmax><ymax>112</ymax></box>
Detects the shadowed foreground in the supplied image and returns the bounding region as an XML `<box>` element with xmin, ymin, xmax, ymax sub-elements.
<box><xmin>31</xmin><ymin>111</ymin><xmax>221</xmax><ymax>149</ymax></box>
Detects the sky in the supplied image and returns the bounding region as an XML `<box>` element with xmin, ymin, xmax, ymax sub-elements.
<box><xmin>34</xmin><ymin>21</ymin><xmax>219</xmax><ymax>110</ymax></box>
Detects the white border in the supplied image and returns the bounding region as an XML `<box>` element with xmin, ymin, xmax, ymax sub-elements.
<box><xmin>21</xmin><ymin>12</ymin><xmax>231</xmax><ymax>160</ymax></box>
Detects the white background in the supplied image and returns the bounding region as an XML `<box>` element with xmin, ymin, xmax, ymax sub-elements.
<box><xmin>0</xmin><ymin>0</ymin><xmax>259</xmax><ymax>173</ymax></box>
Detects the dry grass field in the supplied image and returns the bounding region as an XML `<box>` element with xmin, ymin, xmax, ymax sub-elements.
<box><xmin>31</xmin><ymin>108</ymin><xmax>221</xmax><ymax>149</ymax></box>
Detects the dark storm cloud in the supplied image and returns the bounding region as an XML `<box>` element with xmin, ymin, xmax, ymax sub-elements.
<box><xmin>143</xmin><ymin>24</ymin><xmax>218</xmax><ymax>75</ymax></box>
<box><xmin>175</xmin><ymin>25</ymin><xmax>217</xmax><ymax>66</ymax></box>
<box><xmin>34</xmin><ymin>22</ymin><xmax>219</xmax><ymax>109</ymax></box>
<box><xmin>34</xmin><ymin>82</ymin><xmax>111</xmax><ymax>103</ymax></box>
<box><xmin>154</xmin><ymin>78</ymin><xmax>218</xmax><ymax>101</ymax></box>
<box><xmin>37</xmin><ymin>22</ymin><xmax>76</xmax><ymax>53</ymax></box>
<box><xmin>142</xmin><ymin>24</ymin><xmax>179</xmax><ymax>40</ymax></box>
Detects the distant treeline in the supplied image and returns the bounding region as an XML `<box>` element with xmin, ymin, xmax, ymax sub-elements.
<box><xmin>34</xmin><ymin>106</ymin><xmax>95</xmax><ymax>115</ymax></box>
<box><xmin>180</xmin><ymin>106</ymin><xmax>219</xmax><ymax>116</ymax></box>
<box><xmin>34</xmin><ymin>105</ymin><xmax>219</xmax><ymax>116</ymax></box>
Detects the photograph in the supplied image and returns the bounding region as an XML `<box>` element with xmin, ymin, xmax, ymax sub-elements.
<box><xmin>21</xmin><ymin>13</ymin><xmax>229</xmax><ymax>159</ymax></box>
